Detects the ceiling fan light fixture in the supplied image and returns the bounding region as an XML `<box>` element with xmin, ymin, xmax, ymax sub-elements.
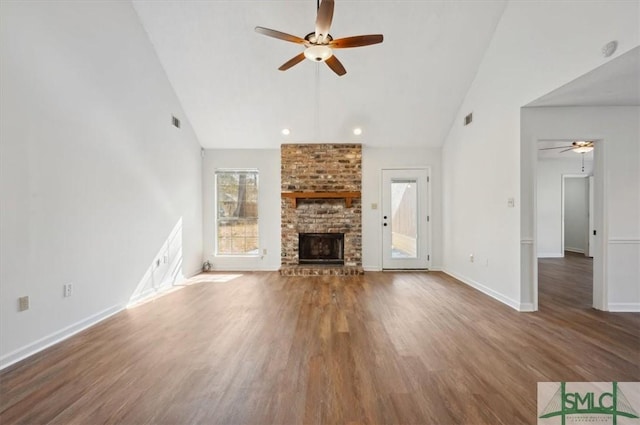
<box><xmin>573</xmin><ymin>146</ymin><xmax>594</xmax><ymax>153</ymax></box>
<box><xmin>572</xmin><ymin>140</ymin><xmax>594</xmax><ymax>153</ymax></box>
<box><xmin>304</xmin><ymin>45</ymin><xmax>333</xmax><ymax>62</ymax></box>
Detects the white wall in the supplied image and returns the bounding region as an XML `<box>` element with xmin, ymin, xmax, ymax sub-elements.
<box><xmin>442</xmin><ymin>0</ymin><xmax>639</xmax><ymax>311</ymax></box>
<box><xmin>522</xmin><ymin>106</ymin><xmax>640</xmax><ymax>311</ymax></box>
<box><xmin>202</xmin><ymin>146</ymin><xmax>442</xmax><ymax>272</ymax></box>
<box><xmin>0</xmin><ymin>2</ymin><xmax>203</xmax><ymax>368</ymax></box>
<box><xmin>564</xmin><ymin>177</ymin><xmax>589</xmax><ymax>254</ymax></box>
<box><xmin>202</xmin><ymin>149</ymin><xmax>281</xmax><ymax>271</ymax></box>
<box><xmin>537</xmin><ymin>159</ymin><xmax>592</xmax><ymax>257</ymax></box>
<box><xmin>362</xmin><ymin>147</ymin><xmax>442</xmax><ymax>271</ymax></box>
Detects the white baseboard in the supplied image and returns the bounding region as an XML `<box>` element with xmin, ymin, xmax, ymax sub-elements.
<box><xmin>442</xmin><ymin>269</ymin><xmax>525</xmax><ymax>312</ymax></box>
<box><xmin>128</xmin><ymin>280</ymin><xmax>180</xmax><ymax>307</ymax></box>
<box><xmin>362</xmin><ymin>265</ymin><xmax>442</xmax><ymax>272</ymax></box>
<box><xmin>519</xmin><ymin>303</ymin><xmax>535</xmax><ymax>312</ymax></box>
<box><xmin>185</xmin><ymin>267</ymin><xmax>203</xmax><ymax>278</ymax></box>
<box><xmin>538</xmin><ymin>253</ymin><xmax>563</xmax><ymax>258</ymax></box>
<box><xmin>208</xmin><ymin>266</ymin><xmax>279</xmax><ymax>272</ymax></box>
<box><xmin>0</xmin><ymin>305</ymin><xmax>123</xmax><ymax>371</ymax></box>
<box><xmin>565</xmin><ymin>247</ymin><xmax>585</xmax><ymax>254</ymax></box>
<box><xmin>608</xmin><ymin>303</ymin><xmax>640</xmax><ymax>312</ymax></box>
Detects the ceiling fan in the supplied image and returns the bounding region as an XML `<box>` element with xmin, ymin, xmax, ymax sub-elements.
<box><xmin>255</xmin><ymin>0</ymin><xmax>383</xmax><ymax>76</ymax></box>
<box><xmin>539</xmin><ymin>141</ymin><xmax>595</xmax><ymax>153</ymax></box>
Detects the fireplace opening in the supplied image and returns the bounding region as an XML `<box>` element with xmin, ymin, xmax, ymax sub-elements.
<box><xmin>299</xmin><ymin>233</ymin><xmax>344</xmax><ymax>265</ymax></box>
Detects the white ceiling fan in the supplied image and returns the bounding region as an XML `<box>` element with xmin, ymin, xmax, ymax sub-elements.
<box><xmin>538</xmin><ymin>140</ymin><xmax>594</xmax><ymax>154</ymax></box>
<box><xmin>255</xmin><ymin>0</ymin><xmax>384</xmax><ymax>76</ymax></box>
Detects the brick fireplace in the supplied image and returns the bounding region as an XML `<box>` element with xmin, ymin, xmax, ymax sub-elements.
<box><xmin>280</xmin><ymin>144</ymin><xmax>364</xmax><ymax>275</ymax></box>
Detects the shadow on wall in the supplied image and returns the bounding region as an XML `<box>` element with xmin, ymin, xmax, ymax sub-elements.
<box><xmin>128</xmin><ymin>218</ymin><xmax>184</xmax><ymax>306</ymax></box>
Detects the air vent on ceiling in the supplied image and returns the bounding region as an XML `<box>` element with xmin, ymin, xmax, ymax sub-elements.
<box><xmin>464</xmin><ymin>112</ymin><xmax>473</xmax><ymax>126</ymax></box>
<box><xmin>171</xmin><ymin>115</ymin><xmax>181</xmax><ymax>129</ymax></box>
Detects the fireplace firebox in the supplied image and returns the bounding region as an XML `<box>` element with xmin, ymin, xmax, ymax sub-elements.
<box><xmin>299</xmin><ymin>233</ymin><xmax>344</xmax><ymax>265</ymax></box>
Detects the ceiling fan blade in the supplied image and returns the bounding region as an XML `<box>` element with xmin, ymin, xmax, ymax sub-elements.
<box><xmin>278</xmin><ymin>53</ymin><xmax>306</xmax><ymax>71</ymax></box>
<box><xmin>325</xmin><ymin>55</ymin><xmax>346</xmax><ymax>76</ymax></box>
<box><xmin>330</xmin><ymin>34</ymin><xmax>384</xmax><ymax>49</ymax></box>
<box><xmin>255</xmin><ymin>27</ymin><xmax>306</xmax><ymax>44</ymax></box>
<box><xmin>538</xmin><ymin>146</ymin><xmax>573</xmax><ymax>150</ymax></box>
<box><xmin>315</xmin><ymin>0</ymin><xmax>334</xmax><ymax>44</ymax></box>
<box><xmin>559</xmin><ymin>148</ymin><xmax>576</xmax><ymax>153</ymax></box>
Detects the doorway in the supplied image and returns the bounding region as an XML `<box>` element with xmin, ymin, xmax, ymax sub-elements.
<box><xmin>381</xmin><ymin>168</ymin><xmax>430</xmax><ymax>269</ymax></box>
<box><xmin>535</xmin><ymin>140</ymin><xmax>599</xmax><ymax>309</ymax></box>
<box><xmin>562</xmin><ymin>175</ymin><xmax>592</xmax><ymax>258</ymax></box>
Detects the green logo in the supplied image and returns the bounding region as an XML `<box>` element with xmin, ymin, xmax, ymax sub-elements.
<box><xmin>538</xmin><ymin>382</ymin><xmax>640</xmax><ymax>425</ymax></box>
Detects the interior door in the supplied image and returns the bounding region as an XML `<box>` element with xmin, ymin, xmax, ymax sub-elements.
<box><xmin>587</xmin><ymin>175</ymin><xmax>594</xmax><ymax>258</ymax></box>
<box><xmin>381</xmin><ymin>169</ymin><xmax>430</xmax><ymax>269</ymax></box>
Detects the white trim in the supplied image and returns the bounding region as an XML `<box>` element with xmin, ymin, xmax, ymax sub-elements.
<box><xmin>428</xmin><ymin>266</ymin><xmax>443</xmax><ymax>271</ymax></box>
<box><xmin>185</xmin><ymin>267</ymin><xmax>204</xmax><ymax>278</ymax></box>
<box><xmin>519</xmin><ymin>303</ymin><xmax>535</xmax><ymax>312</ymax></box>
<box><xmin>127</xmin><ymin>280</ymin><xmax>179</xmax><ymax>307</ymax></box>
<box><xmin>381</xmin><ymin>167</ymin><xmax>431</xmax><ymax>270</ymax></box>
<box><xmin>521</xmin><ymin>239</ymin><xmax>534</xmax><ymax>245</ymax></box>
<box><xmin>128</xmin><ymin>287</ymin><xmax>159</xmax><ymax>306</ymax></box>
<box><xmin>0</xmin><ymin>305</ymin><xmax>123</xmax><ymax>371</ymax></box>
<box><xmin>443</xmin><ymin>269</ymin><xmax>523</xmax><ymax>312</ymax></box>
<box><xmin>538</xmin><ymin>252</ymin><xmax>564</xmax><ymax>258</ymax></box>
<box><xmin>608</xmin><ymin>303</ymin><xmax>640</xmax><ymax>312</ymax></box>
<box><xmin>363</xmin><ymin>265</ymin><xmax>381</xmax><ymax>272</ymax></box>
<box><xmin>208</xmin><ymin>266</ymin><xmax>279</xmax><ymax>272</ymax></box>
<box><xmin>561</xmin><ymin>174</ymin><xmax>589</xmax><ymax>255</ymax></box>
<box><xmin>608</xmin><ymin>238</ymin><xmax>640</xmax><ymax>244</ymax></box>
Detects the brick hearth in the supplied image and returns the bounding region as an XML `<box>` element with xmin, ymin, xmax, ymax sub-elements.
<box><xmin>280</xmin><ymin>144</ymin><xmax>364</xmax><ymax>275</ymax></box>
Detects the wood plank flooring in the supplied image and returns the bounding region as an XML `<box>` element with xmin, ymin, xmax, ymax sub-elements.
<box><xmin>1</xmin><ymin>257</ymin><xmax>638</xmax><ymax>424</ymax></box>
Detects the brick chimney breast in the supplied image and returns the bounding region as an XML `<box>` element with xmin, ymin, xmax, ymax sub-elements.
<box><xmin>280</xmin><ymin>144</ymin><xmax>363</xmax><ymax>275</ymax></box>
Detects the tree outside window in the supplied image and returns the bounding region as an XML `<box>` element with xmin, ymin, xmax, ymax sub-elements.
<box><xmin>216</xmin><ymin>170</ymin><xmax>259</xmax><ymax>255</ymax></box>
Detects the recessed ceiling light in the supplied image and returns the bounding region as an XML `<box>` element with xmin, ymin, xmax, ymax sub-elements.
<box><xmin>281</xmin><ymin>128</ymin><xmax>290</xmax><ymax>136</ymax></box>
<box><xmin>353</xmin><ymin>127</ymin><xmax>362</xmax><ymax>136</ymax></box>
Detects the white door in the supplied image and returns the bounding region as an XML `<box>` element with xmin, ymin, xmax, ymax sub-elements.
<box><xmin>381</xmin><ymin>169</ymin><xmax>430</xmax><ymax>269</ymax></box>
<box><xmin>587</xmin><ymin>176</ymin><xmax>595</xmax><ymax>258</ymax></box>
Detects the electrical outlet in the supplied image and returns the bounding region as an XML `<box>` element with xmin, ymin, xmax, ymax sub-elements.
<box><xmin>508</xmin><ymin>198</ymin><xmax>515</xmax><ymax>208</ymax></box>
<box><xmin>470</xmin><ymin>254</ymin><xmax>474</xmax><ymax>263</ymax></box>
<box><xmin>156</xmin><ymin>258</ymin><xmax>161</xmax><ymax>267</ymax></box>
<box><xmin>64</xmin><ymin>283</ymin><xmax>72</xmax><ymax>298</ymax></box>
<box><xmin>18</xmin><ymin>296</ymin><xmax>29</xmax><ymax>311</ymax></box>
<box><xmin>263</xmin><ymin>248</ymin><xmax>267</xmax><ymax>255</ymax></box>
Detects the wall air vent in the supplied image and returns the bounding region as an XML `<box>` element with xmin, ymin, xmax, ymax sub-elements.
<box><xmin>464</xmin><ymin>112</ymin><xmax>473</xmax><ymax>126</ymax></box>
<box><xmin>171</xmin><ymin>115</ymin><xmax>181</xmax><ymax>129</ymax></box>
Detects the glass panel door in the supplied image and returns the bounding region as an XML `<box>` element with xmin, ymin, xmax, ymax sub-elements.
<box><xmin>382</xmin><ymin>169</ymin><xmax>429</xmax><ymax>269</ymax></box>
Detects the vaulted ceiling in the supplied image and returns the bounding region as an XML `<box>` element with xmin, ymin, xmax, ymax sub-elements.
<box><xmin>132</xmin><ymin>1</ymin><xmax>507</xmax><ymax>149</ymax></box>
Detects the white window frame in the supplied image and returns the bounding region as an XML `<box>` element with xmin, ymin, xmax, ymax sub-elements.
<box><xmin>214</xmin><ymin>169</ymin><xmax>260</xmax><ymax>257</ymax></box>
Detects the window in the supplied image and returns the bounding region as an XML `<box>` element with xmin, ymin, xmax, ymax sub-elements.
<box><xmin>215</xmin><ymin>170</ymin><xmax>259</xmax><ymax>255</ymax></box>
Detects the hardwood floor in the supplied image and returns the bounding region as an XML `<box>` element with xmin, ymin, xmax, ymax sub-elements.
<box><xmin>538</xmin><ymin>251</ymin><xmax>594</xmax><ymax>310</ymax></box>
<box><xmin>1</xmin><ymin>259</ymin><xmax>638</xmax><ymax>424</ymax></box>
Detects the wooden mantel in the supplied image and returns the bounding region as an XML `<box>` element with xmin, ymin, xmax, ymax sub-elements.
<box><xmin>281</xmin><ymin>191</ymin><xmax>361</xmax><ymax>208</ymax></box>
